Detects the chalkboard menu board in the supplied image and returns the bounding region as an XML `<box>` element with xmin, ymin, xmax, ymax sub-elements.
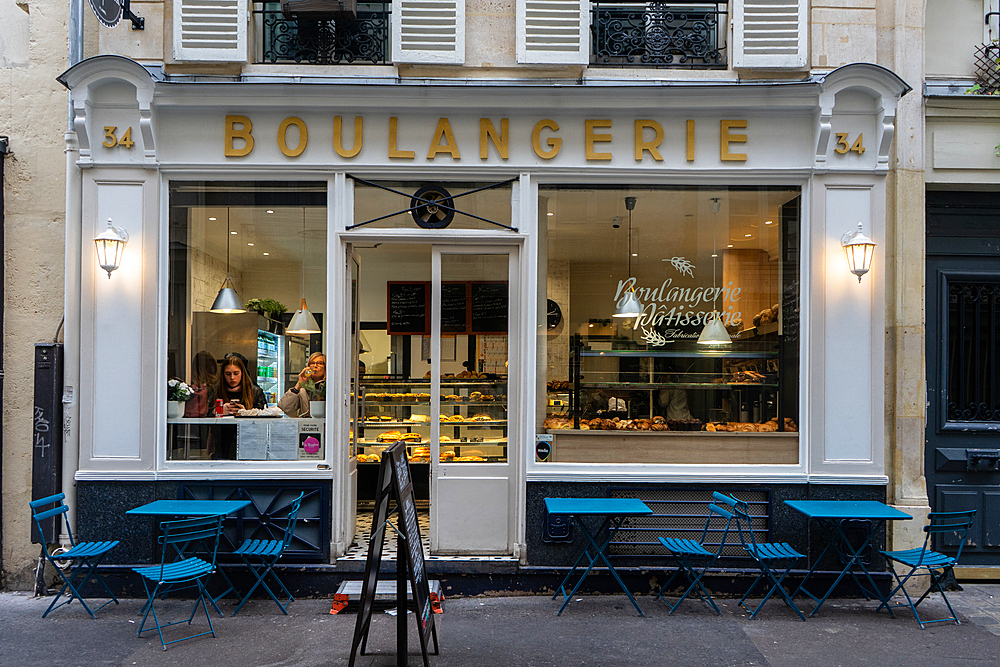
<box><xmin>471</xmin><ymin>281</ymin><xmax>508</xmax><ymax>333</ymax></box>
<box><xmin>387</xmin><ymin>282</ymin><xmax>428</xmax><ymax>335</ymax></box>
<box><xmin>387</xmin><ymin>281</ymin><xmax>508</xmax><ymax>336</ymax></box>
<box><xmin>348</xmin><ymin>441</ymin><xmax>438</xmax><ymax>667</ymax></box>
<box><xmin>441</xmin><ymin>282</ymin><xmax>468</xmax><ymax>333</ymax></box>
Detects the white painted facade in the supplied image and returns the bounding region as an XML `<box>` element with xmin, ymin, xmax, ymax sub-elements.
<box><xmin>3</xmin><ymin>0</ymin><xmax>944</xmax><ymax>586</ymax></box>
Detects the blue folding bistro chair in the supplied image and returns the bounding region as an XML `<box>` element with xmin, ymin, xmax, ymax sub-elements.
<box><xmin>713</xmin><ymin>492</ymin><xmax>807</xmax><ymax>621</ymax></box>
<box><xmin>133</xmin><ymin>515</ymin><xmax>225</xmax><ymax>650</ymax></box>
<box><xmin>655</xmin><ymin>498</ymin><xmax>736</xmax><ymax>614</ymax></box>
<box><xmin>232</xmin><ymin>491</ymin><xmax>305</xmax><ymax>615</ymax></box>
<box><xmin>878</xmin><ymin>509</ymin><xmax>977</xmax><ymax>628</ymax></box>
<box><xmin>29</xmin><ymin>492</ymin><xmax>119</xmax><ymax>618</ymax></box>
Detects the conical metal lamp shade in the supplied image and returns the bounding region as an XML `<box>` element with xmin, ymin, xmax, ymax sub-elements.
<box><xmin>287</xmin><ymin>298</ymin><xmax>321</xmax><ymax>335</ymax></box>
<box><xmin>612</xmin><ymin>289</ymin><xmax>643</xmax><ymax>318</ymax></box>
<box><xmin>697</xmin><ymin>312</ymin><xmax>732</xmax><ymax>345</ymax></box>
<box><xmin>210</xmin><ymin>281</ymin><xmax>245</xmax><ymax>313</ymax></box>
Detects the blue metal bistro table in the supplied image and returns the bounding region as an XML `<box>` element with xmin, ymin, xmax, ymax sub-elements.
<box><xmin>784</xmin><ymin>500</ymin><xmax>912</xmax><ymax>617</ymax></box>
<box><xmin>127</xmin><ymin>500</ymin><xmax>252</xmax><ymax>615</ymax></box>
<box><xmin>545</xmin><ymin>497</ymin><xmax>653</xmax><ymax>616</ymax></box>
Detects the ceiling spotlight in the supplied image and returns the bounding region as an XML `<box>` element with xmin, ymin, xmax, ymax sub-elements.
<box><xmin>247</xmin><ymin>243</ymin><xmax>254</xmax><ymax>246</ymax></box>
<box><xmin>266</xmin><ymin>210</ymin><xmax>274</xmax><ymax>214</ymax></box>
<box><xmin>711</xmin><ymin>253</ymin><xmax>718</xmax><ymax>258</ymax></box>
<box><xmin>547</xmin><ymin>212</ymin><xmax>554</xmax><ymax>216</ymax></box>
<box><xmin>765</xmin><ymin>220</ymin><xmax>773</xmax><ymax>225</ymax></box>
<box><xmin>230</xmin><ymin>231</ymin><xmax>238</xmax><ymax>235</ymax></box>
<box><xmin>209</xmin><ymin>217</ymin><xmax>217</xmax><ymax>221</ymax></box>
<box><xmin>612</xmin><ymin>216</ymin><xmax>622</xmax><ymax>229</ymax></box>
<box><xmin>745</xmin><ymin>233</ymin><xmax>752</xmax><ymax>237</ymax></box>
<box><xmin>727</xmin><ymin>244</ymin><xmax>734</xmax><ymax>248</ymax></box>
<box><xmin>263</xmin><ymin>252</ymin><xmax>269</xmax><ymax>256</ymax></box>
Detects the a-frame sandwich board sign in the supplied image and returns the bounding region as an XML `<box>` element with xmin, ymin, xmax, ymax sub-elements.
<box><xmin>348</xmin><ymin>441</ymin><xmax>439</xmax><ymax>667</ymax></box>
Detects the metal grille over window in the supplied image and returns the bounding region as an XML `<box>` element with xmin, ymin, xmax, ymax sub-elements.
<box><xmin>254</xmin><ymin>2</ymin><xmax>391</xmax><ymax>64</ymax></box>
<box><xmin>590</xmin><ymin>2</ymin><xmax>726</xmax><ymax>67</ymax></box>
<box><xmin>947</xmin><ymin>281</ymin><xmax>1000</xmax><ymax>422</ymax></box>
<box><xmin>609</xmin><ymin>488</ymin><xmax>768</xmax><ymax>557</ymax></box>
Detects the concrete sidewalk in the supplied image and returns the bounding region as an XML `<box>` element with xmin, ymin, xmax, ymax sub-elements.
<box><xmin>2</xmin><ymin>585</ymin><xmax>999</xmax><ymax>667</ymax></box>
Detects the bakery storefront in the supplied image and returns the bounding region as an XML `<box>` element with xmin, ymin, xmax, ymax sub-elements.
<box><xmin>60</xmin><ymin>57</ymin><xmax>908</xmax><ymax>571</ymax></box>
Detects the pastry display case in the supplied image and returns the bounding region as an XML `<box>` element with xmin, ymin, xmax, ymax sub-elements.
<box><xmin>357</xmin><ymin>378</ymin><xmax>508</xmax><ymax>464</ymax></box>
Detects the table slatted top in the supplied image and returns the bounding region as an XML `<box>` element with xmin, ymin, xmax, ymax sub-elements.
<box><xmin>544</xmin><ymin>497</ymin><xmax>652</xmax><ymax>517</ymax></box>
<box><xmin>126</xmin><ymin>500</ymin><xmax>251</xmax><ymax>516</ymax></box>
<box><xmin>784</xmin><ymin>500</ymin><xmax>912</xmax><ymax>521</ymax></box>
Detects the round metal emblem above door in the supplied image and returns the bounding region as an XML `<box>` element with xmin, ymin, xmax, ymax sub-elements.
<box><xmin>89</xmin><ymin>0</ymin><xmax>122</xmax><ymax>28</ymax></box>
<box><xmin>410</xmin><ymin>185</ymin><xmax>455</xmax><ymax>229</ymax></box>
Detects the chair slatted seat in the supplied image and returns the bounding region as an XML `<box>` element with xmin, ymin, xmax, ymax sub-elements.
<box><xmin>133</xmin><ymin>515</ymin><xmax>225</xmax><ymax>650</ymax></box>
<box><xmin>232</xmin><ymin>491</ymin><xmax>305</xmax><ymax>615</ymax></box>
<box><xmin>713</xmin><ymin>492</ymin><xmax>807</xmax><ymax>621</ymax></box>
<box><xmin>878</xmin><ymin>510</ymin><xmax>976</xmax><ymax>628</ymax></box>
<box><xmin>29</xmin><ymin>493</ymin><xmax>119</xmax><ymax>619</ymax></box>
<box><xmin>655</xmin><ymin>501</ymin><xmax>736</xmax><ymax>615</ymax></box>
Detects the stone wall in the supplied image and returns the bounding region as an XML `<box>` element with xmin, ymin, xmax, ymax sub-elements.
<box><xmin>1</xmin><ymin>0</ymin><xmax>71</xmax><ymax>589</ymax></box>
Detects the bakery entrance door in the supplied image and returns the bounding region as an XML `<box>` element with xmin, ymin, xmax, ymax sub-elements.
<box><xmin>428</xmin><ymin>246</ymin><xmax>517</xmax><ymax>554</ymax></box>
<box><xmin>341</xmin><ymin>246</ymin><xmax>361</xmax><ymax>555</ymax></box>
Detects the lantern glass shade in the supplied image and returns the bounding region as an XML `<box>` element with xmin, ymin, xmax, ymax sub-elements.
<box><xmin>210</xmin><ymin>279</ymin><xmax>246</xmax><ymax>313</ymax></box>
<box><xmin>842</xmin><ymin>223</ymin><xmax>876</xmax><ymax>282</ymax></box>
<box><xmin>287</xmin><ymin>298</ymin><xmax>321</xmax><ymax>335</ymax></box>
<box><xmin>94</xmin><ymin>218</ymin><xmax>128</xmax><ymax>278</ymax></box>
<box><xmin>697</xmin><ymin>311</ymin><xmax>732</xmax><ymax>345</ymax></box>
<box><xmin>612</xmin><ymin>289</ymin><xmax>643</xmax><ymax>318</ymax></box>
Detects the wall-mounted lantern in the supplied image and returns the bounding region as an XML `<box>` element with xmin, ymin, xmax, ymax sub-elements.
<box><xmin>94</xmin><ymin>218</ymin><xmax>128</xmax><ymax>278</ymax></box>
<box><xmin>841</xmin><ymin>223</ymin><xmax>876</xmax><ymax>283</ymax></box>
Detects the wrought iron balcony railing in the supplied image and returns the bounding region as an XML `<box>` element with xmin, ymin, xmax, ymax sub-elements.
<box><xmin>253</xmin><ymin>3</ymin><xmax>391</xmax><ymax>65</ymax></box>
<box><xmin>591</xmin><ymin>2</ymin><xmax>727</xmax><ymax>67</ymax></box>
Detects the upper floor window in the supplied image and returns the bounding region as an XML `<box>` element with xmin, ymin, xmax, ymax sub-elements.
<box><xmin>252</xmin><ymin>1</ymin><xmax>392</xmax><ymax>65</ymax></box>
<box><xmin>590</xmin><ymin>2</ymin><xmax>727</xmax><ymax>68</ymax></box>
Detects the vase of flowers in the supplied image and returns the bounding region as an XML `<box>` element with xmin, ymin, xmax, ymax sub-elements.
<box><xmin>167</xmin><ymin>379</ymin><xmax>194</xmax><ymax>419</ymax></box>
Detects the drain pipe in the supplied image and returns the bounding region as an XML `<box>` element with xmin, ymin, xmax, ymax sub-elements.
<box><xmin>0</xmin><ymin>135</ymin><xmax>8</xmax><ymax>579</ymax></box>
<box><xmin>61</xmin><ymin>0</ymin><xmax>84</xmax><ymax>543</ymax></box>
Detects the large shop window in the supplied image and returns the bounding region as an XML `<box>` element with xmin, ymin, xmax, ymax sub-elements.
<box><xmin>167</xmin><ymin>182</ymin><xmax>327</xmax><ymax>462</ymax></box>
<box><xmin>538</xmin><ymin>186</ymin><xmax>800</xmax><ymax>465</ymax></box>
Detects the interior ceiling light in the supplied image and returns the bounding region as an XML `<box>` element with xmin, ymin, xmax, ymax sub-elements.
<box><xmin>287</xmin><ymin>210</ymin><xmax>322</xmax><ymax>335</ymax></box>
<box><xmin>613</xmin><ymin>196</ymin><xmax>643</xmax><ymax>318</ymax></box>
<box><xmin>209</xmin><ymin>216</ymin><xmax>217</xmax><ymax>221</ymax></box>
<box><xmin>765</xmin><ymin>220</ymin><xmax>773</xmax><ymax>225</ymax></box>
<box><xmin>266</xmin><ymin>210</ymin><xmax>274</xmax><ymax>214</ymax></box>
<box><xmin>698</xmin><ymin>197</ymin><xmax>731</xmax><ymax>346</ymax></box>
<box><xmin>209</xmin><ymin>212</ymin><xmax>245</xmax><ymax>313</ymax></box>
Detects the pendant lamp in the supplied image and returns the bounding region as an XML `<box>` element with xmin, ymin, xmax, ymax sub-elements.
<box><xmin>697</xmin><ymin>197</ymin><xmax>731</xmax><ymax>345</ymax></box>
<box><xmin>613</xmin><ymin>196</ymin><xmax>644</xmax><ymax>318</ymax></box>
<box><xmin>210</xmin><ymin>213</ymin><xmax>246</xmax><ymax>313</ymax></box>
<box><xmin>287</xmin><ymin>210</ymin><xmax>321</xmax><ymax>335</ymax></box>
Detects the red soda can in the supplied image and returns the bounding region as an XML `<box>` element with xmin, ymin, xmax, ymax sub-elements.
<box><xmin>215</xmin><ymin>399</ymin><xmax>224</xmax><ymax>417</ymax></box>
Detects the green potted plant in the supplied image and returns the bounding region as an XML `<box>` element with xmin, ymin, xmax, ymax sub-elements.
<box><xmin>245</xmin><ymin>298</ymin><xmax>288</xmax><ymax>320</ymax></box>
<box><xmin>167</xmin><ymin>379</ymin><xmax>194</xmax><ymax>419</ymax></box>
<box><xmin>304</xmin><ymin>377</ymin><xmax>326</xmax><ymax>419</ymax></box>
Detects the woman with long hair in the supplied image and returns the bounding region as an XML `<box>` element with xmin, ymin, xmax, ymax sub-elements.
<box><xmin>207</xmin><ymin>355</ymin><xmax>266</xmax><ymax>416</ymax></box>
<box><xmin>185</xmin><ymin>350</ymin><xmax>219</xmax><ymax>417</ymax></box>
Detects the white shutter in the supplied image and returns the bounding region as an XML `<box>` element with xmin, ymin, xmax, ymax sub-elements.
<box><xmin>516</xmin><ymin>0</ymin><xmax>588</xmax><ymax>65</ymax></box>
<box><xmin>733</xmin><ymin>0</ymin><xmax>807</xmax><ymax>69</ymax></box>
<box><xmin>392</xmin><ymin>0</ymin><xmax>465</xmax><ymax>64</ymax></box>
<box><xmin>173</xmin><ymin>0</ymin><xmax>247</xmax><ymax>63</ymax></box>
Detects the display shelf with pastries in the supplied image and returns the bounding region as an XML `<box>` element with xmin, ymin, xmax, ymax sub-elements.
<box><xmin>356</xmin><ymin>439</ymin><xmax>507</xmax><ymax>464</ymax></box>
<box><xmin>560</xmin><ymin>337</ymin><xmax>791</xmax><ymax>431</ymax></box>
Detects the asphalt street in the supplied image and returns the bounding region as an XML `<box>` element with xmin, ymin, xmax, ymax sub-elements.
<box><xmin>2</xmin><ymin>585</ymin><xmax>1000</xmax><ymax>666</ymax></box>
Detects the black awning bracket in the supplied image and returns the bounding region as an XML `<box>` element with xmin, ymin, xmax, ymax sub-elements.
<box><xmin>345</xmin><ymin>176</ymin><xmax>518</xmax><ymax>232</ymax></box>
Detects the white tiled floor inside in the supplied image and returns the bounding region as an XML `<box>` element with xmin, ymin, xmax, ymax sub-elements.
<box><xmin>340</xmin><ymin>501</ymin><xmax>517</xmax><ymax>563</ymax></box>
